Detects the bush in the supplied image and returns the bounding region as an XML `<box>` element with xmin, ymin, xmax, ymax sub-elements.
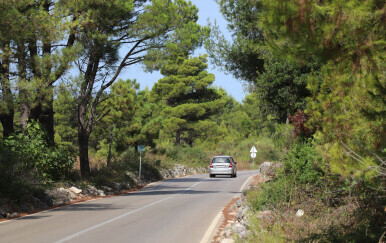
<box><xmin>284</xmin><ymin>140</ymin><xmax>326</xmax><ymax>186</ymax></box>
<box><xmin>272</xmin><ymin>123</ymin><xmax>296</xmax><ymax>153</ymax></box>
<box><xmin>247</xmin><ymin>140</ymin><xmax>326</xmax><ymax>211</ymax></box>
<box><xmin>215</xmin><ymin>136</ymin><xmax>281</xmax><ymax>170</ymax></box>
<box><xmin>164</xmin><ymin>145</ymin><xmax>210</xmax><ymax>168</ymax></box>
<box><xmin>0</xmin><ymin>122</ymin><xmax>75</xmax><ymax>182</ymax></box>
<box><xmin>247</xmin><ymin>178</ymin><xmax>288</xmax><ymax>211</ymax></box>
<box><xmin>116</xmin><ymin>147</ymin><xmax>162</xmax><ymax>182</ymax></box>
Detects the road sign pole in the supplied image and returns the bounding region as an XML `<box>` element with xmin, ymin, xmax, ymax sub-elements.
<box><xmin>139</xmin><ymin>151</ymin><xmax>142</xmax><ymax>184</ymax></box>
<box><xmin>137</xmin><ymin>145</ymin><xmax>145</xmax><ymax>184</ymax></box>
<box><xmin>250</xmin><ymin>146</ymin><xmax>257</xmax><ymax>170</ymax></box>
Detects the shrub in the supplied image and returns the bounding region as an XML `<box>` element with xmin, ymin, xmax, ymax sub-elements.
<box><xmin>247</xmin><ymin>140</ymin><xmax>326</xmax><ymax>211</ymax></box>
<box><xmin>214</xmin><ymin>136</ymin><xmax>282</xmax><ymax>170</ymax></box>
<box><xmin>247</xmin><ymin>178</ymin><xmax>288</xmax><ymax>211</ymax></box>
<box><xmin>0</xmin><ymin>122</ymin><xmax>75</xmax><ymax>181</ymax></box>
<box><xmin>116</xmin><ymin>147</ymin><xmax>162</xmax><ymax>182</ymax></box>
<box><xmin>164</xmin><ymin>145</ymin><xmax>210</xmax><ymax>168</ymax></box>
<box><xmin>284</xmin><ymin>140</ymin><xmax>326</xmax><ymax>186</ymax></box>
<box><xmin>272</xmin><ymin>123</ymin><xmax>296</xmax><ymax>154</ymax></box>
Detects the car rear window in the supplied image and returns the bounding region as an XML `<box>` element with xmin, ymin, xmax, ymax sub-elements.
<box><xmin>212</xmin><ymin>157</ymin><xmax>230</xmax><ymax>163</ymax></box>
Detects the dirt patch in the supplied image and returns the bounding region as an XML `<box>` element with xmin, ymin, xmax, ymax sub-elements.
<box><xmin>212</xmin><ymin>196</ymin><xmax>240</xmax><ymax>243</ymax></box>
<box><xmin>212</xmin><ymin>174</ymin><xmax>268</xmax><ymax>242</ymax></box>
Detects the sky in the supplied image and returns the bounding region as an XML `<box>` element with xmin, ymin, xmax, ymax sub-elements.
<box><xmin>119</xmin><ymin>0</ymin><xmax>247</xmax><ymax>103</ymax></box>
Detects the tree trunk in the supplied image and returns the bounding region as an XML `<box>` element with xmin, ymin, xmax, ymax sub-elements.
<box><xmin>175</xmin><ymin>128</ymin><xmax>181</xmax><ymax>145</ymax></box>
<box><xmin>26</xmin><ymin>13</ymin><xmax>55</xmax><ymax>145</ymax></box>
<box><xmin>78</xmin><ymin>131</ymin><xmax>90</xmax><ymax>177</ymax></box>
<box><xmin>0</xmin><ymin>45</ymin><xmax>14</xmax><ymax>137</ymax></box>
<box><xmin>0</xmin><ymin>113</ymin><xmax>14</xmax><ymax>137</ymax></box>
<box><xmin>41</xmin><ymin>100</ymin><xmax>55</xmax><ymax>145</ymax></box>
<box><xmin>17</xmin><ymin>42</ymin><xmax>30</xmax><ymax>131</ymax></box>
<box><xmin>107</xmin><ymin>123</ymin><xmax>115</xmax><ymax>167</ymax></box>
<box><xmin>77</xmin><ymin>53</ymin><xmax>100</xmax><ymax>177</ymax></box>
<box><xmin>20</xmin><ymin>103</ymin><xmax>29</xmax><ymax>130</ymax></box>
<box><xmin>36</xmin><ymin>85</ymin><xmax>55</xmax><ymax>145</ymax></box>
<box><xmin>40</xmin><ymin>23</ymin><xmax>54</xmax><ymax>145</ymax></box>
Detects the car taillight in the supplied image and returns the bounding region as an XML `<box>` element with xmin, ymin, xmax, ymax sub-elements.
<box><xmin>210</xmin><ymin>163</ymin><xmax>213</xmax><ymax>168</ymax></box>
<box><xmin>229</xmin><ymin>164</ymin><xmax>232</xmax><ymax>168</ymax></box>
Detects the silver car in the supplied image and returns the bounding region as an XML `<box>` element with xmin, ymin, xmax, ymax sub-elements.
<box><xmin>209</xmin><ymin>156</ymin><xmax>237</xmax><ymax>178</ymax></box>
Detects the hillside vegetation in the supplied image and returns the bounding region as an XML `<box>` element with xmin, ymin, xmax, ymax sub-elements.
<box><xmin>0</xmin><ymin>0</ymin><xmax>384</xmax><ymax>241</ymax></box>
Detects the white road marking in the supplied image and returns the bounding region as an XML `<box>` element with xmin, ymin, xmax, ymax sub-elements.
<box><xmin>240</xmin><ymin>175</ymin><xmax>254</xmax><ymax>192</ymax></box>
<box><xmin>55</xmin><ymin>180</ymin><xmax>203</xmax><ymax>243</ymax></box>
<box><xmin>200</xmin><ymin>208</ymin><xmax>223</xmax><ymax>243</ymax></box>
<box><xmin>200</xmin><ymin>173</ymin><xmax>256</xmax><ymax>243</ymax></box>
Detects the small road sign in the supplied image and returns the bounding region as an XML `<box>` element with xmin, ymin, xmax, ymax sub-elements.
<box><xmin>137</xmin><ymin>145</ymin><xmax>145</xmax><ymax>152</ymax></box>
<box><xmin>137</xmin><ymin>145</ymin><xmax>145</xmax><ymax>183</ymax></box>
<box><xmin>250</xmin><ymin>146</ymin><xmax>257</xmax><ymax>153</ymax></box>
<box><xmin>250</xmin><ymin>146</ymin><xmax>257</xmax><ymax>168</ymax></box>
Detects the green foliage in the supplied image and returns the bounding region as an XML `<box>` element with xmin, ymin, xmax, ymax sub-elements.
<box><xmin>164</xmin><ymin>145</ymin><xmax>210</xmax><ymax>168</ymax></box>
<box><xmin>261</xmin><ymin>0</ymin><xmax>385</xmax><ymax>64</ymax></box>
<box><xmin>253</xmin><ymin>56</ymin><xmax>319</xmax><ymax>123</ymax></box>
<box><xmin>91</xmin><ymin>79</ymin><xmax>140</xmax><ymax>157</ymax></box>
<box><xmin>245</xmin><ymin>217</ymin><xmax>286</xmax><ymax>243</ymax></box>
<box><xmin>205</xmin><ymin>0</ymin><xmax>265</xmax><ymax>83</ymax></box>
<box><xmin>152</xmin><ymin>55</ymin><xmax>226</xmax><ymax>146</ymax></box>
<box><xmin>271</xmin><ymin>123</ymin><xmax>296</xmax><ymax>154</ymax></box>
<box><xmin>285</xmin><ymin>140</ymin><xmax>326</xmax><ymax>186</ymax></box>
<box><xmin>260</xmin><ymin>0</ymin><xmax>385</xmax><ymax>181</ymax></box>
<box><xmin>0</xmin><ymin>0</ymin><xmax>81</xmax><ymax>140</ymax></box>
<box><xmin>215</xmin><ymin>136</ymin><xmax>282</xmax><ymax>170</ymax></box>
<box><xmin>0</xmin><ymin>122</ymin><xmax>75</xmax><ymax>181</ymax></box>
<box><xmin>246</xmin><ymin>179</ymin><xmax>287</xmax><ymax>212</ymax></box>
<box><xmin>214</xmin><ymin>93</ymin><xmax>261</xmax><ymax>139</ymax></box>
<box><xmin>63</xmin><ymin>0</ymin><xmax>209</xmax><ymax>176</ymax></box>
<box><xmin>115</xmin><ymin>147</ymin><xmax>162</xmax><ymax>182</ymax></box>
<box><xmin>89</xmin><ymin>147</ymin><xmax>162</xmax><ymax>187</ymax></box>
<box><xmin>54</xmin><ymin>82</ymin><xmax>78</xmax><ymax>147</ymax></box>
<box><xmin>247</xmin><ymin>140</ymin><xmax>325</xmax><ymax>211</ymax></box>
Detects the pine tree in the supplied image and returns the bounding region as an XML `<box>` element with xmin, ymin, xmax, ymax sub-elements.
<box><xmin>261</xmin><ymin>0</ymin><xmax>385</xmax><ymax>179</ymax></box>
<box><xmin>151</xmin><ymin>55</ymin><xmax>225</xmax><ymax>146</ymax></box>
<box><xmin>66</xmin><ymin>0</ymin><xmax>208</xmax><ymax>176</ymax></box>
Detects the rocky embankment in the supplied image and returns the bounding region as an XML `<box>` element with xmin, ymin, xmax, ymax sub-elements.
<box><xmin>0</xmin><ymin>164</ymin><xmax>208</xmax><ymax>220</ymax></box>
<box><xmin>160</xmin><ymin>164</ymin><xmax>208</xmax><ymax>179</ymax></box>
<box><xmin>215</xmin><ymin>162</ymin><xmax>281</xmax><ymax>243</ymax></box>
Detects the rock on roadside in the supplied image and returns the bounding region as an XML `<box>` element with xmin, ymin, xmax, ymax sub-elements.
<box><xmin>0</xmin><ymin>164</ymin><xmax>208</xmax><ymax>220</ymax></box>
<box><xmin>160</xmin><ymin>164</ymin><xmax>208</xmax><ymax>179</ymax></box>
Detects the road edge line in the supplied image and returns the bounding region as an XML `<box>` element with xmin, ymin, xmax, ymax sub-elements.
<box><xmin>200</xmin><ymin>174</ymin><xmax>255</xmax><ymax>243</ymax></box>
<box><xmin>200</xmin><ymin>208</ymin><xmax>224</xmax><ymax>243</ymax></box>
<box><xmin>240</xmin><ymin>175</ymin><xmax>254</xmax><ymax>192</ymax></box>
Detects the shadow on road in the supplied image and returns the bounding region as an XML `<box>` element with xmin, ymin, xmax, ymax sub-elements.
<box><xmin>129</xmin><ymin>189</ymin><xmax>224</xmax><ymax>196</ymax></box>
<box><xmin>163</xmin><ymin>177</ymin><xmax>204</xmax><ymax>183</ymax></box>
<box><xmin>15</xmin><ymin>215</ymin><xmax>51</xmax><ymax>220</ymax></box>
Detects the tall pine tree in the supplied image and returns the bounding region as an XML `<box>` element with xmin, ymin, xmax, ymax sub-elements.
<box><xmin>151</xmin><ymin>55</ymin><xmax>225</xmax><ymax>146</ymax></box>
<box><xmin>261</xmin><ymin>0</ymin><xmax>385</xmax><ymax>179</ymax></box>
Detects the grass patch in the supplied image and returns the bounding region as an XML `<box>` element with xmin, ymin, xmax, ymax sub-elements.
<box><xmin>245</xmin><ymin>187</ymin><xmax>384</xmax><ymax>242</ymax></box>
<box><xmin>244</xmin><ymin>140</ymin><xmax>385</xmax><ymax>242</ymax></box>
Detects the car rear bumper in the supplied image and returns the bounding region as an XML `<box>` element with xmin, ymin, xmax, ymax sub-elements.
<box><xmin>209</xmin><ymin>168</ymin><xmax>234</xmax><ymax>175</ymax></box>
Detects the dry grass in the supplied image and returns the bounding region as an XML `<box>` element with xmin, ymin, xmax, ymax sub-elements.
<box><xmin>248</xmin><ymin>190</ymin><xmax>384</xmax><ymax>242</ymax></box>
<box><xmin>245</xmin><ymin>175</ymin><xmax>385</xmax><ymax>242</ymax></box>
<box><xmin>73</xmin><ymin>156</ymin><xmax>107</xmax><ymax>171</ymax></box>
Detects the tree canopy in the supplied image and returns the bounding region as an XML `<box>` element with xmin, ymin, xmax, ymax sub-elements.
<box><xmin>151</xmin><ymin>55</ymin><xmax>225</xmax><ymax>146</ymax></box>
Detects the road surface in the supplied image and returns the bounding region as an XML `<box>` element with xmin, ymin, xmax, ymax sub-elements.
<box><xmin>0</xmin><ymin>170</ymin><xmax>258</xmax><ymax>243</ymax></box>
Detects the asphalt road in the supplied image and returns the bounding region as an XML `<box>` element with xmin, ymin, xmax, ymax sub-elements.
<box><xmin>0</xmin><ymin>170</ymin><xmax>258</xmax><ymax>243</ymax></box>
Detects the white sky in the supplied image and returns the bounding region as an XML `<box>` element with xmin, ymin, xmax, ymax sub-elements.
<box><xmin>120</xmin><ymin>0</ymin><xmax>246</xmax><ymax>102</ymax></box>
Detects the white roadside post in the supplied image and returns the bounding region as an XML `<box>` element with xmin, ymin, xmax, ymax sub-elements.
<box><xmin>250</xmin><ymin>145</ymin><xmax>257</xmax><ymax>169</ymax></box>
<box><xmin>137</xmin><ymin>145</ymin><xmax>145</xmax><ymax>184</ymax></box>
